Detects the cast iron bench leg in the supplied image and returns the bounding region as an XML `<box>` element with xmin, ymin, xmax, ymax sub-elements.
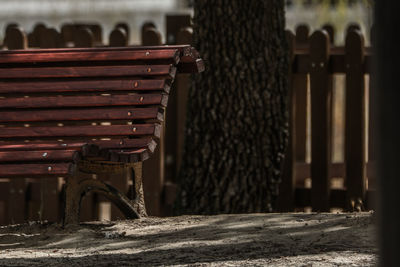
<box><xmin>63</xmin><ymin>166</ymin><xmax>142</xmax><ymax>226</ymax></box>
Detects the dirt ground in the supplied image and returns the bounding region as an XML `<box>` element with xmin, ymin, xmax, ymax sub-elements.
<box><xmin>0</xmin><ymin>212</ymin><xmax>376</xmax><ymax>266</ymax></box>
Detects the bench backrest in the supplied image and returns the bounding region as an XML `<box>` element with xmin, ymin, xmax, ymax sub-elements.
<box><xmin>0</xmin><ymin>45</ymin><xmax>203</xmax><ymax>176</ymax></box>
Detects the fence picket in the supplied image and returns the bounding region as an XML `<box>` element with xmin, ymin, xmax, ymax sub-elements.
<box><xmin>345</xmin><ymin>29</ymin><xmax>367</xmax><ymax>210</ymax></box>
<box><xmin>141</xmin><ymin>26</ymin><xmax>164</xmax><ymax>216</ymax></box>
<box><xmin>310</xmin><ymin>30</ymin><xmax>332</xmax><ymax>212</ymax></box>
<box><xmin>278</xmin><ymin>30</ymin><xmax>296</xmax><ymax>211</ymax></box>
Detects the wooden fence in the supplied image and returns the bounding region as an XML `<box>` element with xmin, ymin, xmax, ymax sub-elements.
<box><xmin>0</xmin><ymin>18</ymin><xmax>374</xmax><ymax>225</ymax></box>
<box><xmin>277</xmin><ymin>24</ymin><xmax>375</xmax><ymax>212</ymax></box>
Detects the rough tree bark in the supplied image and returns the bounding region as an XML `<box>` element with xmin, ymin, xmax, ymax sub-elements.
<box><xmin>176</xmin><ymin>0</ymin><xmax>289</xmax><ymax>214</ymax></box>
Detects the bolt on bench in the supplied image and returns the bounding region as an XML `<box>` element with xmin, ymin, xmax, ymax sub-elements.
<box><xmin>0</xmin><ymin>45</ymin><xmax>204</xmax><ymax>225</ymax></box>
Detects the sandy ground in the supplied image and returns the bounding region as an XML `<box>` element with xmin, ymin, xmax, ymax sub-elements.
<box><xmin>0</xmin><ymin>212</ymin><xmax>377</xmax><ymax>266</ymax></box>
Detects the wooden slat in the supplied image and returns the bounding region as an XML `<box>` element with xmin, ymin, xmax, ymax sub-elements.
<box><xmin>0</xmin><ymin>163</ymin><xmax>71</xmax><ymax>177</ymax></box>
<box><xmin>0</xmin><ymin>94</ymin><xmax>167</xmax><ymax>109</ymax></box>
<box><xmin>0</xmin><ymin>79</ymin><xmax>169</xmax><ymax>94</ymax></box>
<box><xmin>344</xmin><ymin>30</ymin><xmax>367</xmax><ymax>209</ymax></box>
<box><xmin>0</xmin><ymin>65</ymin><xmax>176</xmax><ymax>79</ymax></box>
<box><xmin>309</xmin><ymin>30</ymin><xmax>332</xmax><ymax>212</ymax></box>
<box><xmin>0</xmin><ymin>107</ymin><xmax>163</xmax><ymax>122</ymax></box>
<box><xmin>0</xmin><ymin>44</ymin><xmax>191</xmax><ymax>54</ymax></box>
<box><xmin>0</xmin><ymin>124</ymin><xmax>161</xmax><ymax>139</ymax></box>
<box><xmin>0</xmin><ymin>150</ymin><xmax>78</xmax><ymax>163</ymax></box>
<box><xmin>0</xmin><ymin>49</ymin><xmax>180</xmax><ymax>64</ymax></box>
<box><xmin>0</xmin><ymin>138</ymin><xmax>155</xmax><ymax>152</ymax></box>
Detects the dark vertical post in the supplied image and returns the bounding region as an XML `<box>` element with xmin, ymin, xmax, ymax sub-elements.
<box><xmin>115</xmin><ymin>22</ymin><xmax>130</xmax><ymax>42</ymax></box>
<box><xmin>375</xmin><ymin>2</ymin><xmax>400</xmax><ymax>266</ymax></box>
<box><xmin>39</xmin><ymin>28</ymin><xmax>63</xmax><ymax>48</ymax></box>
<box><xmin>109</xmin><ymin>27</ymin><xmax>128</xmax><ymax>47</ymax></box>
<box><xmin>294</xmin><ymin>24</ymin><xmax>310</xmax><ymax>167</ymax></box>
<box><xmin>164</xmin><ymin>16</ymin><xmax>191</xmax><ymax>195</ymax></box>
<box><xmin>142</xmin><ymin>27</ymin><xmax>164</xmax><ymax>216</ymax></box>
<box><xmin>367</xmin><ymin>25</ymin><xmax>376</xmax><ymax>191</ymax></box>
<box><xmin>165</xmin><ymin>15</ymin><xmax>191</xmax><ymax>44</ymax></box>
<box><xmin>6</xmin><ymin>27</ymin><xmax>27</xmax><ymax>223</ymax></box>
<box><xmin>346</xmin><ymin>23</ymin><xmax>361</xmax><ymax>36</ymax></box>
<box><xmin>0</xmin><ymin>182</ymin><xmax>9</xmax><ymax>225</ymax></box>
<box><xmin>344</xmin><ymin>30</ymin><xmax>366</xmax><ymax>211</ymax></box>
<box><xmin>73</xmin><ymin>27</ymin><xmax>94</xmax><ymax>48</ymax></box>
<box><xmin>28</xmin><ymin>22</ymin><xmax>46</xmax><ymax>48</ymax></box>
<box><xmin>160</xmin><ymin>26</ymin><xmax>193</xmax><ymax>216</ymax></box>
<box><xmin>106</xmin><ymin>32</ymin><xmax>130</xmax><ymax>220</ymax></box>
<box><xmin>277</xmin><ymin>30</ymin><xmax>296</xmax><ymax>211</ymax></box>
<box><xmin>5</xmin><ymin>26</ymin><xmax>27</xmax><ymax>50</ymax></box>
<box><xmin>60</xmin><ymin>24</ymin><xmax>75</xmax><ymax>47</ymax></box>
<box><xmin>175</xmin><ymin>27</ymin><xmax>193</xmax><ymax>176</ymax></box>
<box><xmin>310</xmin><ymin>30</ymin><xmax>332</xmax><ymax>212</ymax></box>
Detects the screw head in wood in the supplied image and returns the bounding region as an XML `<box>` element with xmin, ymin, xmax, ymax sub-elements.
<box><xmin>134</xmin><ymin>81</ymin><xmax>139</xmax><ymax>88</ymax></box>
<box><xmin>42</xmin><ymin>152</ymin><xmax>48</xmax><ymax>157</ymax></box>
<box><xmin>145</xmin><ymin>51</ymin><xmax>150</xmax><ymax>56</ymax></box>
<box><xmin>147</xmin><ymin>68</ymin><xmax>151</xmax><ymax>72</ymax></box>
<box><xmin>140</xmin><ymin>96</ymin><xmax>144</xmax><ymax>102</ymax></box>
<box><xmin>128</xmin><ymin>111</ymin><xmax>132</xmax><ymax>116</ymax></box>
<box><xmin>119</xmin><ymin>140</ymin><xmax>124</xmax><ymax>145</ymax></box>
<box><xmin>48</xmin><ymin>166</ymin><xmax>52</xmax><ymax>171</ymax></box>
<box><xmin>132</xmin><ymin>127</ymin><xmax>137</xmax><ymax>132</ymax></box>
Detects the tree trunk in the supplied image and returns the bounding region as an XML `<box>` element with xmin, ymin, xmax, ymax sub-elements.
<box><xmin>176</xmin><ymin>0</ymin><xmax>289</xmax><ymax>214</ymax></box>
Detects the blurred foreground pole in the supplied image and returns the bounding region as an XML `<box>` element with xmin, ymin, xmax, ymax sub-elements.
<box><xmin>375</xmin><ymin>2</ymin><xmax>400</xmax><ymax>267</ymax></box>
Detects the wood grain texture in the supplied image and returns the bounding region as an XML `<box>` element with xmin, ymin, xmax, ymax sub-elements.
<box><xmin>0</xmin><ymin>65</ymin><xmax>176</xmax><ymax>79</ymax></box>
<box><xmin>0</xmin><ymin>107</ymin><xmax>163</xmax><ymax>122</ymax></box>
<box><xmin>344</xmin><ymin>30</ymin><xmax>367</xmax><ymax>209</ymax></box>
<box><xmin>0</xmin><ymin>150</ymin><xmax>78</xmax><ymax>162</ymax></box>
<box><xmin>0</xmin><ymin>163</ymin><xmax>71</xmax><ymax>177</ymax></box>
<box><xmin>0</xmin><ymin>138</ymin><xmax>154</xmax><ymax>151</ymax></box>
<box><xmin>0</xmin><ymin>94</ymin><xmax>167</xmax><ymax>109</ymax></box>
<box><xmin>0</xmin><ymin>124</ymin><xmax>160</xmax><ymax>139</ymax></box>
<box><xmin>309</xmin><ymin>30</ymin><xmax>332</xmax><ymax>212</ymax></box>
<box><xmin>0</xmin><ymin>79</ymin><xmax>168</xmax><ymax>94</ymax></box>
<box><xmin>0</xmin><ymin>49</ymin><xmax>180</xmax><ymax>64</ymax></box>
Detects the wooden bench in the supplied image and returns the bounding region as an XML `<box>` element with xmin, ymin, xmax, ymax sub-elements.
<box><xmin>0</xmin><ymin>45</ymin><xmax>204</xmax><ymax>225</ymax></box>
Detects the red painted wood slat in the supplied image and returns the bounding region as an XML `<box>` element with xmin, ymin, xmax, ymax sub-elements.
<box><xmin>0</xmin><ymin>138</ymin><xmax>155</xmax><ymax>151</ymax></box>
<box><xmin>0</xmin><ymin>49</ymin><xmax>180</xmax><ymax>64</ymax></box>
<box><xmin>0</xmin><ymin>65</ymin><xmax>176</xmax><ymax>79</ymax></box>
<box><xmin>0</xmin><ymin>107</ymin><xmax>163</xmax><ymax>122</ymax></box>
<box><xmin>0</xmin><ymin>79</ymin><xmax>169</xmax><ymax>94</ymax></box>
<box><xmin>0</xmin><ymin>150</ymin><xmax>78</xmax><ymax>162</ymax></box>
<box><xmin>0</xmin><ymin>124</ymin><xmax>161</xmax><ymax>139</ymax></box>
<box><xmin>0</xmin><ymin>94</ymin><xmax>167</xmax><ymax>109</ymax></box>
<box><xmin>0</xmin><ymin>163</ymin><xmax>71</xmax><ymax>177</ymax></box>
